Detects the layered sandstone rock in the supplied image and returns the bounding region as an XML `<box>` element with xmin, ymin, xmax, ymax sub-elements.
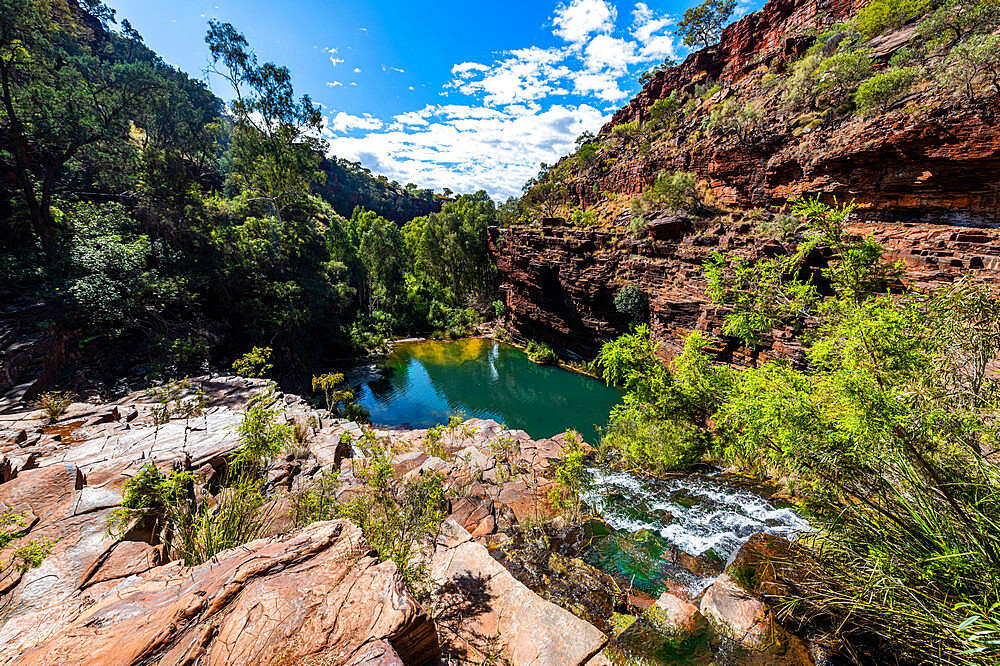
<box><xmin>1</xmin><ymin>520</ymin><xmax>440</xmax><ymax>666</ymax></box>
<box><xmin>431</xmin><ymin>521</ymin><xmax>607</xmax><ymax>665</ymax></box>
<box><xmin>494</xmin><ymin>0</ymin><xmax>1000</xmax><ymax>363</ymax></box>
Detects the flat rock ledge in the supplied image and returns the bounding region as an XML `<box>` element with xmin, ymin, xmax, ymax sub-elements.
<box><xmin>0</xmin><ymin>520</ymin><xmax>440</xmax><ymax>666</ymax></box>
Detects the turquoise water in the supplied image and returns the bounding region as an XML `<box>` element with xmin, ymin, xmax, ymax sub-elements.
<box><xmin>354</xmin><ymin>338</ymin><xmax>621</xmax><ymax>445</ymax></box>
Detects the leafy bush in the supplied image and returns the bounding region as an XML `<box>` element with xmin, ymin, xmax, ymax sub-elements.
<box><xmin>648</xmin><ymin>92</ymin><xmax>686</xmax><ymax>129</ymax></box>
<box><xmin>633</xmin><ymin>171</ymin><xmax>699</xmax><ymax>222</ymax></box>
<box><xmin>547</xmin><ymin>431</ymin><xmax>588</xmax><ymax>520</ymax></box>
<box><xmin>614</xmin><ymin>283</ymin><xmax>648</xmax><ymax>323</ymax></box>
<box><xmin>233</xmin><ymin>390</ymin><xmax>293</xmax><ymax>474</ymax></box>
<box><xmin>570</xmin><ymin>209</ymin><xmax>598</xmax><ymax>227</ymax></box>
<box><xmin>109</xmin><ymin>388</ymin><xmax>292</xmax><ymax>565</ymax></box>
<box><xmin>231</xmin><ymin>346</ymin><xmax>273</xmax><ymax>378</ymax></box>
<box><xmin>525</xmin><ymin>340</ymin><xmax>558</xmax><ymax>364</ymax></box>
<box><xmin>813</xmin><ymin>50</ymin><xmax>874</xmax><ymax>102</ymax></box>
<box><xmin>492</xmin><ymin>299</ymin><xmax>505</xmax><ymax>320</ymax></box>
<box><xmin>602</xmin><ymin>198</ymin><xmax>1000</xmax><ymax>663</ymax></box>
<box><xmin>938</xmin><ymin>33</ymin><xmax>1000</xmax><ymax>104</ymax></box>
<box><xmin>855</xmin><ymin>66</ymin><xmax>920</xmax><ymax>113</ymax></box>
<box><xmin>853</xmin><ymin>0</ymin><xmax>931</xmax><ymax>37</ymax></box>
<box><xmin>1</xmin><ymin>509</ymin><xmax>56</xmax><ymax>575</ymax></box>
<box><xmin>754</xmin><ymin>213</ymin><xmax>800</xmax><ymax>240</ymax></box>
<box><xmin>705</xmin><ymin>99</ymin><xmax>762</xmax><ymax>142</ymax></box>
<box><xmin>295</xmin><ymin>435</ymin><xmax>446</xmax><ymax>589</ymax></box>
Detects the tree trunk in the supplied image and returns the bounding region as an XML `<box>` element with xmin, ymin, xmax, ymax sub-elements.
<box><xmin>0</xmin><ymin>64</ymin><xmax>56</xmax><ymax>258</ymax></box>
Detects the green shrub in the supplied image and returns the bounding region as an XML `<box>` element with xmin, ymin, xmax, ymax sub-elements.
<box><xmin>705</xmin><ymin>99</ymin><xmax>762</xmax><ymax>142</ymax></box>
<box><xmin>109</xmin><ymin>389</ymin><xmax>291</xmax><ymax>566</ymax></box>
<box><xmin>609</xmin><ymin>197</ymin><xmax>1000</xmax><ymax>663</ymax></box>
<box><xmin>231</xmin><ymin>346</ymin><xmax>273</xmax><ymax>378</ymax></box>
<box><xmin>297</xmin><ymin>435</ymin><xmax>446</xmax><ymax>589</ymax></box>
<box><xmin>754</xmin><ymin>213</ymin><xmax>800</xmax><ymax>240</ymax></box>
<box><xmin>855</xmin><ymin>66</ymin><xmax>920</xmax><ymax>113</ymax></box>
<box><xmin>853</xmin><ymin>0</ymin><xmax>932</xmax><ymax>37</ymax></box>
<box><xmin>813</xmin><ymin>50</ymin><xmax>874</xmax><ymax>102</ymax></box>
<box><xmin>233</xmin><ymin>390</ymin><xmax>293</xmax><ymax>473</ymax></box>
<box><xmin>570</xmin><ymin>209</ymin><xmax>598</xmax><ymax>227</ymax></box>
<box><xmin>636</xmin><ymin>170</ymin><xmax>699</xmax><ymax>216</ymax></box>
<box><xmin>614</xmin><ymin>283</ymin><xmax>648</xmax><ymax>322</ymax></box>
<box><xmin>547</xmin><ymin>431</ymin><xmax>588</xmax><ymax>520</ymax></box>
<box><xmin>938</xmin><ymin>33</ymin><xmax>1000</xmax><ymax>104</ymax></box>
<box><xmin>525</xmin><ymin>340</ymin><xmax>558</xmax><ymax>364</ymax></box>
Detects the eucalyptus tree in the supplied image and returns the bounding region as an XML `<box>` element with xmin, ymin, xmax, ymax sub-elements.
<box><xmin>205</xmin><ymin>20</ymin><xmax>326</xmax><ymax>222</ymax></box>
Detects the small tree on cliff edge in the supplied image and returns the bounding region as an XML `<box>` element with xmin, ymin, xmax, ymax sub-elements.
<box><xmin>675</xmin><ymin>0</ymin><xmax>737</xmax><ymax>49</ymax></box>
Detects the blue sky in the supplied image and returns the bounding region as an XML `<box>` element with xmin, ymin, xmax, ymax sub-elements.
<box><xmin>105</xmin><ymin>0</ymin><xmax>758</xmax><ymax>199</ymax></box>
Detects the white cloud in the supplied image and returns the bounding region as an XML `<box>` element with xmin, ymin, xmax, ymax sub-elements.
<box><xmin>329</xmin><ymin>56</ymin><xmax>344</xmax><ymax>66</ymax></box>
<box><xmin>353</xmin><ymin>67</ymin><xmax>362</xmax><ymax>73</ymax></box>
<box><xmin>584</xmin><ymin>34</ymin><xmax>640</xmax><ymax>73</ymax></box>
<box><xmin>328</xmin><ymin>112</ymin><xmax>384</xmax><ymax>132</ymax></box>
<box><xmin>326</xmin><ymin>81</ymin><xmax>343</xmax><ymax>87</ymax></box>
<box><xmin>632</xmin><ymin>2</ymin><xmax>680</xmax><ymax>60</ymax></box>
<box><xmin>553</xmin><ymin>0</ymin><xmax>617</xmax><ymax>45</ymax></box>
<box><xmin>323</xmin><ymin>46</ymin><xmax>338</xmax><ymax>54</ymax></box>
<box><xmin>328</xmin><ymin>103</ymin><xmax>608</xmax><ymax>199</ymax></box>
<box><xmin>320</xmin><ymin>0</ymin><xmax>688</xmax><ymax>198</ymax></box>
<box><xmin>571</xmin><ymin>71</ymin><xmax>627</xmax><ymax>101</ymax></box>
<box><xmin>382</xmin><ymin>65</ymin><xmax>406</xmax><ymax>73</ymax></box>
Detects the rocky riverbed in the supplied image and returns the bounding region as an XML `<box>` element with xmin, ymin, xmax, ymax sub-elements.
<box><xmin>0</xmin><ymin>376</ymin><xmax>821</xmax><ymax>665</ymax></box>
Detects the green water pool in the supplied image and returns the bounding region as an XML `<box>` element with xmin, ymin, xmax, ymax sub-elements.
<box><xmin>354</xmin><ymin>338</ymin><xmax>622</xmax><ymax>445</ymax></box>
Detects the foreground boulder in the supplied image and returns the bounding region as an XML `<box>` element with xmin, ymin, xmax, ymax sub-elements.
<box><xmin>0</xmin><ymin>520</ymin><xmax>440</xmax><ymax>665</ymax></box>
<box><xmin>431</xmin><ymin>521</ymin><xmax>607</xmax><ymax>665</ymax></box>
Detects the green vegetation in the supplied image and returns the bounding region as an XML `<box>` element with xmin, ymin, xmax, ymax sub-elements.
<box><xmin>1</xmin><ymin>509</ymin><xmax>56</xmax><ymax>575</ymax></box>
<box><xmin>293</xmin><ymin>432</ymin><xmax>447</xmax><ymax>589</ymax></box>
<box><xmin>853</xmin><ymin>0</ymin><xmax>931</xmax><ymax>37</ymax></box>
<box><xmin>598</xmin><ymin>199</ymin><xmax>1000</xmax><ymax>663</ymax></box>
<box><xmin>674</xmin><ymin>0</ymin><xmax>738</xmax><ymax>48</ymax></box>
<box><xmin>548</xmin><ymin>431</ymin><xmax>588</xmax><ymax>520</ymax></box>
<box><xmin>525</xmin><ymin>340</ymin><xmax>558</xmax><ymax>364</ymax></box>
<box><xmin>0</xmin><ymin>0</ymin><xmax>494</xmax><ymax>385</ymax></box>
<box><xmin>855</xmin><ymin>66</ymin><xmax>919</xmax><ymax>112</ymax></box>
<box><xmin>629</xmin><ymin>171</ymin><xmax>700</xmax><ymax>236</ymax></box>
<box><xmin>614</xmin><ymin>283</ymin><xmax>648</xmax><ymax>323</ymax></box>
<box><xmin>231</xmin><ymin>346</ymin><xmax>274</xmax><ymax>379</ymax></box>
<box><xmin>704</xmin><ymin>99</ymin><xmax>762</xmax><ymax>142</ymax></box>
<box><xmin>109</xmin><ymin>388</ymin><xmax>294</xmax><ymax>565</ymax></box>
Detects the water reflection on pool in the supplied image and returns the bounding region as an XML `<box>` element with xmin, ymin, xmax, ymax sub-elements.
<box><xmin>354</xmin><ymin>338</ymin><xmax>621</xmax><ymax>445</ymax></box>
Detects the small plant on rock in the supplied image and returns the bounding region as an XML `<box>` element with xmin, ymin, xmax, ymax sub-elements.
<box><xmin>37</xmin><ymin>391</ymin><xmax>73</xmax><ymax>420</ymax></box>
<box><xmin>548</xmin><ymin>431</ymin><xmax>588</xmax><ymax>521</ymax></box>
<box><xmin>525</xmin><ymin>341</ymin><xmax>558</xmax><ymax>364</ymax></box>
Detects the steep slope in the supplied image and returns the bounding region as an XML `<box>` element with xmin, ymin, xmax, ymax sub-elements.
<box><xmin>494</xmin><ymin>0</ymin><xmax>1000</xmax><ymax>363</ymax></box>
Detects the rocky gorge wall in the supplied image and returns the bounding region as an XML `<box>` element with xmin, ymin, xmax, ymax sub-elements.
<box><xmin>494</xmin><ymin>0</ymin><xmax>1000</xmax><ymax>365</ymax></box>
<box><xmin>492</xmin><ymin>218</ymin><xmax>1000</xmax><ymax>365</ymax></box>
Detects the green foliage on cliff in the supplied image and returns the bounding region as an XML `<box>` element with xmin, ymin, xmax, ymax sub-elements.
<box><xmin>599</xmin><ymin>199</ymin><xmax>1000</xmax><ymax>664</ymax></box>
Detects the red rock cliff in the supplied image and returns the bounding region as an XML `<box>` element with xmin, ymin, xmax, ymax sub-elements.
<box><xmin>493</xmin><ymin>0</ymin><xmax>1000</xmax><ymax>363</ymax></box>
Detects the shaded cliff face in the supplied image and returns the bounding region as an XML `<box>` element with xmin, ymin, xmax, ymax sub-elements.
<box><xmin>493</xmin><ymin>0</ymin><xmax>1000</xmax><ymax>364</ymax></box>
<box><xmin>493</xmin><ymin>220</ymin><xmax>1000</xmax><ymax>364</ymax></box>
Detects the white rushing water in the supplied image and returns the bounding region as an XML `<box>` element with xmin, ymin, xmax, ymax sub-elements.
<box><xmin>583</xmin><ymin>467</ymin><xmax>810</xmax><ymax>563</ymax></box>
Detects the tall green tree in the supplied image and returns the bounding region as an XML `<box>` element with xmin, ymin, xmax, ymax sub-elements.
<box><xmin>205</xmin><ymin>20</ymin><xmax>326</xmax><ymax>222</ymax></box>
<box><xmin>674</xmin><ymin>0</ymin><xmax>737</xmax><ymax>48</ymax></box>
<box><xmin>0</xmin><ymin>0</ymin><xmax>161</xmax><ymax>257</ymax></box>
